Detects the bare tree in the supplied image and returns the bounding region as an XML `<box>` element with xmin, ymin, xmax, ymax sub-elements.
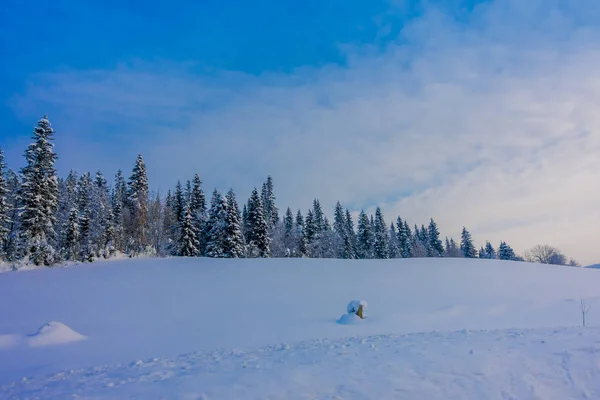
<box><xmin>524</xmin><ymin>244</ymin><xmax>567</xmax><ymax>265</ymax></box>
<box><xmin>580</xmin><ymin>299</ymin><xmax>591</xmax><ymax>327</ymax></box>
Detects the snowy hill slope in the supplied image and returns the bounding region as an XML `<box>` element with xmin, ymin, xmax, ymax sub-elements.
<box><xmin>1</xmin><ymin>257</ymin><xmax>600</xmax><ymax>398</ymax></box>
<box><xmin>586</xmin><ymin>263</ymin><xmax>600</xmax><ymax>269</ymax></box>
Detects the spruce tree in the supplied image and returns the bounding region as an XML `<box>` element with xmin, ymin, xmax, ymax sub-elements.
<box><xmin>3</xmin><ymin>170</ymin><xmax>21</xmax><ymax>260</ymax></box>
<box><xmin>246</xmin><ymin>188</ymin><xmax>270</xmax><ymax>257</ymax></box>
<box><xmin>174</xmin><ymin>180</ymin><xmax>185</xmax><ymax>225</ymax></box>
<box><xmin>356</xmin><ymin>210</ymin><xmax>373</xmax><ymax>259</ymax></box>
<box><xmin>296</xmin><ymin>209</ymin><xmax>307</xmax><ymax>257</ymax></box>
<box><xmin>65</xmin><ymin>208</ymin><xmax>79</xmax><ymax>261</ymax></box>
<box><xmin>498</xmin><ymin>241</ymin><xmax>516</xmax><ymax>260</ymax></box>
<box><xmin>223</xmin><ymin>189</ymin><xmax>244</xmax><ymax>258</ymax></box>
<box><xmin>397</xmin><ymin>218</ymin><xmax>413</xmax><ymax>258</ymax></box>
<box><xmin>344</xmin><ymin>209</ymin><xmax>356</xmax><ymax>259</ymax></box>
<box><xmin>483</xmin><ymin>241</ymin><xmax>496</xmax><ymax>259</ymax></box>
<box><xmin>388</xmin><ymin>222</ymin><xmax>399</xmax><ymax>258</ymax></box>
<box><xmin>179</xmin><ymin>205</ymin><xmax>199</xmax><ymax>257</ymax></box>
<box><xmin>0</xmin><ymin>148</ymin><xmax>10</xmax><ymax>254</ymax></box>
<box><xmin>428</xmin><ymin>218</ymin><xmax>444</xmax><ymax>257</ymax></box>
<box><xmin>19</xmin><ymin>115</ymin><xmax>59</xmax><ymax>265</ymax></box>
<box><xmin>333</xmin><ymin>202</ymin><xmax>347</xmax><ymax>258</ymax></box>
<box><xmin>111</xmin><ymin>170</ymin><xmax>127</xmax><ymax>251</ymax></box>
<box><xmin>127</xmin><ymin>155</ymin><xmax>149</xmax><ymax>253</ymax></box>
<box><xmin>261</xmin><ymin>176</ymin><xmax>279</xmax><ymax>228</ymax></box>
<box><xmin>373</xmin><ymin>207</ymin><xmax>389</xmax><ymax>259</ymax></box>
<box><xmin>206</xmin><ymin>192</ymin><xmax>228</xmax><ymax>258</ymax></box>
<box><xmin>460</xmin><ymin>227</ymin><xmax>477</xmax><ymax>258</ymax></box>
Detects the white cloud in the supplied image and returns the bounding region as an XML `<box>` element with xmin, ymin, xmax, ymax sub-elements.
<box><xmin>10</xmin><ymin>0</ymin><xmax>600</xmax><ymax>264</ymax></box>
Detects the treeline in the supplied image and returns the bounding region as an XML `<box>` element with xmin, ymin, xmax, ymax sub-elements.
<box><xmin>0</xmin><ymin>116</ymin><xmax>571</xmax><ymax>267</ymax></box>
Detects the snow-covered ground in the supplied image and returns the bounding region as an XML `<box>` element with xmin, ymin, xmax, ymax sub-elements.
<box><xmin>1</xmin><ymin>257</ymin><xmax>600</xmax><ymax>399</ymax></box>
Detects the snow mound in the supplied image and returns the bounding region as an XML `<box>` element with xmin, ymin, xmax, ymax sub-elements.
<box><xmin>337</xmin><ymin>313</ymin><xmax>366</xmax><ymax>325</ymax></box>
<box><xmin>346</xmin><ymin>300</ymin><xmax>368</xmax><ymax>314</ymax></box>
<box><xmin>27</xmin><ymin>322</ymin><xmax>87</xmax><ymax>348</ymax></box>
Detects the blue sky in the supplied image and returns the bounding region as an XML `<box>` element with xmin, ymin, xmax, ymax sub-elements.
<box><xmin>1</xmin><ymin>0</ymin><xmax>600</xmax><ymax>264</ymax></box>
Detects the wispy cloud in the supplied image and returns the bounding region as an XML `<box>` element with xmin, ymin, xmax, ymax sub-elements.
<box><xmin>9</xmin><ymin>0</ymin><xmax>600</xmax><ymax>264</ymax></box>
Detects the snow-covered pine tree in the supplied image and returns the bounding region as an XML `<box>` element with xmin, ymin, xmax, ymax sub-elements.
<box><xmin>478</xmin><ymin>246</ymin><xmax>486</xmax><ymax>258</ymax></box>
<box><xmin>242</xmin><ymin>204</ymin><xmax>249</xmax><ymax>240</ymax></box>
<box><xmin>223</xmin><ymin>189</ymin><xmax>244</xmax><ymax>258</ymax></box>
<box><xmin>460</xmin><ymin>226</ymin><xmax>477</xmax><ymax>258</ymax></box>
<box><xmin>245</xmin><ymin>188</ymin><xmax>270</xmax><ymax>257</ymax></box>
<box><xmin>344</xmin><ymin>209</ymin><xmax>356</xmax><ymax>259</ymax></box>
<box><xmin>296</xmin><ymin>209</ymin><xmax>307</xmax><ymax>257</ymax></box>
<box><xmin>312</xmin><ymin>199</ymin><xmax>326</xmax><ymax>234</ymax></box>
<box><xmin>126</xmin><ymin>155</ymin><xmax>149</xmax><ymax>254</ymax></box>
<box><xmin>19</xmin><ymin>115</ymin><xmax>59</xmax><ymax>265</ymax></box>
<box><xmin>498</xmin><ymin>241</ymin><xmax>516</xmax><ymax>260</ymax></box>
<box><xmin>56</xmin><ymin>170</ymin><xmax>79</xmax><ymax>257</ymax></box>
<box><xmin>174</xmin><ymin>180</ymin><xmax>185</xmax><ymax>225</ymax></box>
<box><xmin>79</xmin><ymin>207</ymin><xmax>93</xmax><ymax>261</ymax></box>
<box><xmin>396</xmin><ymin>218</ymin><xmax>412</xmax><ymax>258</ymax></box>
<box><xmin>356</xmin><ymin>210</ymin><xmax>374</xmax><ymax>259</ymax></box>
<box><xmin>92</xmin><ymin>171</ymin><xmax>112</xmax><ymax>257</ymax></box>
<box><xmin>388</xmin><ymin>222</ymin><xmax>399</xmax><ymax>258</ymax></box>
<box><xmin>283</xmin><ymin>207</ymin><xmax>295</xmax><ymax>256</ymax></box>
<box><xmin>111</xmin><ymin>170</ymin><xmax>127</xmax><ymax>252</ymax></box>
<box><xmin>65</xmin><ymin>208</ymin><xmax>79</xmax><ymax>261</ymax></box>
<box><xmin>428</xmin><ymin>218</ymin><xmax>444</xmax><ymax>257</ymax></box>
<box><xmin>147</xmin><ymin>193</ymin><xmax>164</xmax><ymax>256</ymax></box>
<box><xmin>205</xmin><ymin>191</ymin><xmax>228</xmax><ymax>258</ymax></box>
<box><xmin>3</xmin><ymin>170</ymin><xmax>22</xmax><ymax>260</ymax></box>
<box><xmin>304</xmin><ymin>209</ymin><xmax>316</xmax><ymax>252</ymax></box>
<box><xmin>162</xmin><ymin>190</ymin><xmax>177</xmax><ymax>255</ymax></box>
<box><xmin>261</xmin><ymin>176</ymin><xmax>279</xmax><ymax>229</ymax></box>
<box><xmin>411</xmin><ymin>224</ymin><xmax>427</xmax><ymax>257</ymax></box>
<box><xmin>189</xmin><ymin>175</ymin><xmax>206</xmax><ymax>256</ymax></box>
<box><xmin>483</xmin><ymin>241</ymin><xmax>496</xmax><ymax>259</ymax></box>
<box><xmin>333</xmin><ymin>202</ymin><xmax>347</xmax><ymax>258</ymax></box>
<box><xmin>373</xmin><ymin>207</ymin><xmax>389</xmax><ymax>259</ymax></box>
<box><xmin>449</xmin><ymin>238</ymin><xmax>460</xmax><ymax>257</ymax></box>
<box><xmin>178</xmin><ymin>205</ymin><xmax>199</xmax><ymax>257</ymax></box>
<box><xmin>0</xmin><ymin>148</ymin><xmax>10</xmax><ymax>255</ymax></box>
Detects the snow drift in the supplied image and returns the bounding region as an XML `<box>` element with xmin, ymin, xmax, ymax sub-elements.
<box><xmin>27</xmin><ymin>321</ymin><xmax>87</xmax><ymax>347</ymax></box>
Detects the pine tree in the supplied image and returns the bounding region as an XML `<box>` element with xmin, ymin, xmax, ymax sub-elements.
<box><xmin>373</xmin><ymin>207</ymin><xmax>389</xmax><ymax>259</ymax></box>
<box><xmin>111</xmin><ymin>170</ymin><xmax>127</xmax><ymax>251</ymax></box>
<box><xmin>0</xmin><ymin>148</ymin><xmax>10</xmax><ymax>254</ymax></box>
<box><xmin>261</xmin><ymin>176</ymin><xmax>279</xmax><ymax>229</ymax></box>
<box><xmin>344</xmin><ymin>209</ymin><xmax>356</xmax><ymax>259</ymax></box>
<box><xmin>460</xmin><ymin>227</ymin><xmax>477</xmax><ymax>258</ymax></box>
<box><xmin>483</xmin><ymin>241</ymin><xmax>496</xmax><ymax>259</ymax></box>
<box><xmin>312</xmin><ymin>199</ymin><xmax>325</xmax><ymax>234</ymax></box>
<box><xmin>178</xmin><ymin>205</ymin><xmax>199</xmax><ymax>257</ymax></box>
<box><xmin>296</xmin><ymin>209</ymin><xmax>307</xmax><ymax>257</ymax></box>
<box><xmin>304</xmin><ymin>209</ymin><xmax>316</xmax><ymax>250</ymax></box>
<box><xmin>356</xmin><ymin>210</ymin><xmax>373</xmax><ymax>259</ymax></box>
<box><xmin>283</xmin><ymin>207</ymin><xmax>295</xmax><ymax>255</ymax></box>
<box><xmin>223</xmin><ymin>189</ymin><xmax>244</xmax><ymax>258</ymax></box>
<box><xmin>428</xmin><ymin>218</ymin><xmax>444</xmax><ymax>257</ymax></box>
<box><xmin>388</xmin><ymin>222</ymin><xmax>399</xmax><ymax>258</ymax></box>
<box><xmin>333</xmin><ymin>202</ymin><xmax>347</xmax><ymax>258</ymax></box>
<box><xmin>206</xmin><ymin>191</ymin><xmax>228</xmax><ymax>258</ymax></box>
<box><xmin>397</xmin><ymin>218</ymin><xmax>413</xmax><ymax>258</ymax></box>
<box><xmin>79</xmin><ymin>208</ymin><xmax>93</xmax><ymax>261</ymax></box>
<box><xmin>246</xmin><ymin>188</ymin><xmax>270</xmax><ymax>257</ymax></box>
<box><xmin>3</xmin><ymin>170</ymin><xmax>21</xmax><ymax>260</ymax></box>
<box><xmin>19</xmin><ymin>115</ymin><xmax>59</xmax><ymax>265</ymax></box>
<box><xmin>127</xmin><ymin>155</ymin><xmax>149</xmax><ymax>254</ymax></box>
<box><xmin>174</xmin><ymin>181</ymin><xmax>185</xmax><ymax>225</ymax></box>
<box><xmin>65</xmin><ymin>208</ymin><xmax>79</xmax><ymax>261</ymax></box>
<box><xmin>498</xmin><ymin>241</ymin><xmax>516</xmax><ymax>260</ymax></box>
